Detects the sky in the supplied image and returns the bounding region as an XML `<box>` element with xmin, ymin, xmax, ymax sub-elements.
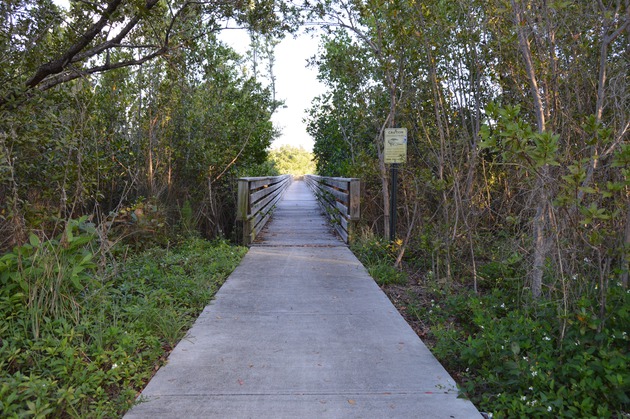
<box><xmin>219</xmin><ymin>29</ymin><xmax>325</xmax><ymax>151</ymax></box>
<box><xmin>270</xmin><ymin>33</ymin><xmax>325</xmax><ymax>152</ymax></box>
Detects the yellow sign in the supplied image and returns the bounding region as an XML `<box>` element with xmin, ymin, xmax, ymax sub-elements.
<box><xmin>384</xmin><ymin>128</ymin><xmax>407</xmax><ymax>164</ymax></box>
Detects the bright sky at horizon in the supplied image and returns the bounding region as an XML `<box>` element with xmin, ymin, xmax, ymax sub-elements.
<box><xmin>270</xmin><ymin>33</ymin><xmax>325</xmax><ymax>152</ymax></box>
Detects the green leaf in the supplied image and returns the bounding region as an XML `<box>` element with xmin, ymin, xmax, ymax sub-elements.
<box><xmin>29</xmin><ymin>234</ymin><xmax>40</xmax><ymax>247</ymax></box>
<box><xmin>70</xmin><ymin>275</ymin><xmax>83</xmax><ymax>290</ymax></box>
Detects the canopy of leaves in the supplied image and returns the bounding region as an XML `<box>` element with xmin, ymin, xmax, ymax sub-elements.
<box><xmin>268</xmin><ymin>145</ymin><xmax>316</xmax><ymax>176</ymax></box>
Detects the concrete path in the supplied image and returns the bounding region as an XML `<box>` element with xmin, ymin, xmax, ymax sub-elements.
<box><xmin>125</xmin><ymin>181</ymin><xmax>481</xmax><ymax>418</ymax></box>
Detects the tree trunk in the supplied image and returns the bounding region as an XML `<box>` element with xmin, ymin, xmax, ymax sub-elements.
<box><xmin>578</xmin><ymin>8</ymin><xmax>629</xmax><ymax>204</ymax></box>
<box><xmin>512</xmin><ymin>0</ymin><xmax>550</xmax><ymax>298</ymax></box>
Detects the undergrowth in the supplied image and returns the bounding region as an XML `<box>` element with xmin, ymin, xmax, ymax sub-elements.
<box><xmin>411</xmin><ymin>285</ymin><xmax>629</xmax><ymax>418</ymax></box>
<box><xmin>0</xmin><ymin>221</ymin><xmax>246</xmax><ymax>417</ymax></box>
<box><xmin>351</xmin><ymin>234</ymin><xmax>407</xmax><ymax>285</ymax></box>
<box><xmin>352</xmin><ymin>235</ymin><xmax>629</xmax><ymax>418</ymax></box>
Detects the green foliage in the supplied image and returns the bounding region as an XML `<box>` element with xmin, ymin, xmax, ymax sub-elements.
<box><xmin>480</xmin><ymin>103</ymin><xmax>559</xmax><ymax>168</ymax></box>
<box><xmin>0</xmin><ymin>10</ymin><xmax>285</xmax><ymax>249</ymax></box>
<box><xmin>0</xmin><ymin>232</ymin><xmax>246</xmax><ymax>417</ymax></box>
<box><xmin>351</xmin><ymin>233</ymin><xmax>407</xmax><ymax>285</ymax></box>
<box><xmin>110</xmin><ymin>198</ymin><xmax>171</xmax><ymax>251</ymax></box>
<box><xmin>238</xmin><ymin>159</ymin><xmax>280</xmax><ymax>177</ymax></box>
<box><xmin>309</xmin><ymin>0</ymin><xmax>630</xmax><ymax>416</ymax></box>
<box><xmin>0</xmin><ymin>217</ymin><xmax>97</xmax><ymax>340</ymax></box>
<box><xmin>268</xmin><ymin>145</ymin><xmax>316</xmax><ymax>176</ymax></box>
<box><xmin>179</xmin><ymin>200</ymin><xmax>194</xmax><ymax>234</ymax></box>
<box><xmin>409</xmin><ymin>284</ymin><xmax>629</xmax><ymax>418</ymax></box>
<box><xmin>477</xmin><ymin>252</ymin><xmax>524</xmax><ymax>293</ymax></box>
<box><xmin>307</xmin><ymin>31</ymin><xmax>382</xmax><ymax>178</ymax></box>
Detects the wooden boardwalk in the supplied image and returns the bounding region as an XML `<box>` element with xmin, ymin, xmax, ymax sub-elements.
<box><xmin>125</xmin><ymin>180</ymin><xmax>481</xmax><ymax>418</ymax></box>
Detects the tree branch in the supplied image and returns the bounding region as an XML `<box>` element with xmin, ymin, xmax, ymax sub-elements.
<box><xmin>25</xmin><ymin>0</ymin><xmax>125</xmax><ymax>88</ymax></box>
<box><xmin>35</xmin><ymin>47</ymin><xmax>169</xmax><ymax>92</ymax></box>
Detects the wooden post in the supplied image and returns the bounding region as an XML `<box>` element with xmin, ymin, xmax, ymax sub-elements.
<box><xmin>348</xmin><ymin>179</ymin><xmax>360</xmax><ymax>220</ymax></box>
<box><xmin>237</xmin><ymin>179</ymin><xmax>251</xmax><ymax>245</ymax></box>
<box><xmin>348</xmin><ymin>178</ymin><xmax>360</xmax><ymax>244</ymax></box>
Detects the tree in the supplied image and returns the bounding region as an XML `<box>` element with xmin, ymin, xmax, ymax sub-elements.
<box><xmin>0</xmin><ymin>0</ymin><xmax>292</xmax><ymax>248</ymax></box>
<box><xmin>268</xmin><ymin>145</ymin><xmax>316</xmax><ymax>176</ymax></box>
<box><xmin>0</xmin><ymin>0</ymin><xmax>300</xmax><ymax>108</ymax></box>
<box><xmin>309</xmin><ymin>0</ymin><xmax>629</xmax><ymax>310</ymax></box>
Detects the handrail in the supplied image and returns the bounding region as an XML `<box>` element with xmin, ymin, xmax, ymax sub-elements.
<box><xmin>236</xmin><ymin>175</ymin><xmax>292</xmax><ymax>245</ymax></box>
<box><xmin>304</xmin><ymin>175</ymin><xmax>360</xmax><ymax>244</ymax></box>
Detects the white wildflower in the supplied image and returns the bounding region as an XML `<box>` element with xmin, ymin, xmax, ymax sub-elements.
<box><xmin>111</xmin><ymin>363</ymin><xmax>118</xmax><ymax>369</ymax></box>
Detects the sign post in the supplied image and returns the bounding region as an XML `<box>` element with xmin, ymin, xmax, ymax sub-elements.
<box><xmin>384</xmin><ymin>128</ymin><xmax>407</xmax><ymax>242</ymax></box>
<box><xmin>390</xmin><ymin>163</ymin><xmax>398</xmax><ymax>242</ymax></box>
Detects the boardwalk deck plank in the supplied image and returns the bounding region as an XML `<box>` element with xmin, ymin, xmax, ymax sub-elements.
<box><xmin>125</xmin><ymin>181</ymin><xmax>481</xmax><ymax>418</ymax></box>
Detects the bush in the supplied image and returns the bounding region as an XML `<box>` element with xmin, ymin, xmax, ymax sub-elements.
<box><xmin>409</xmin><ymin>284</ymin><xmax>629</xmax><ymax>418</ymax></box>
<box><xmin>0</xmin><ymin>228</ymin><xmax>246</xmax><ymax>417</ymax></box>
<box><xmin>351</xmin><ymin>234</ymin><xmax>407</xmax><ymax>285</ymax></box>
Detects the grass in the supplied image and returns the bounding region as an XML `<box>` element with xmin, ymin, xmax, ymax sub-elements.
<box><xmin>0</xmin><ymin>229</ymin><xmax>247</xmax><ymax>417</ymax></box>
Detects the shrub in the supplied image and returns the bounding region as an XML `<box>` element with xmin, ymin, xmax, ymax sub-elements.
<box><xmin>351</xmin><ymin>234</ymin><xmax>407</xmax><ymax>285</ymax></box>
<box><xmin>0</xmin><ymin>229</ymin><xmax>246</xmax><ymax>417</ymax></box>
<box><xmin>412</xmin><ymin>284</ymin><xmax>629</xmax><ymax>418</ymax></box>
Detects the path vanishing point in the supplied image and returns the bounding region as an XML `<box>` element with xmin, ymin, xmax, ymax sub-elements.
<box><xmin>125</xmin><ymin>180</ymin><xmax>482</xmax><ymax>418</ymax></box>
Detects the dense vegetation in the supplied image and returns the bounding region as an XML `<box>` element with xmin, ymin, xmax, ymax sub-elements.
<box><xmin>0</xmin><ymin>0</ymin><xmax>299</xmax><ymax>250</ymax></box>
<box><xmin>0</xmin><ymin>224</ymin><xmax>246</xmax><ymax>416</ymax></box>
<box><xmin>269</xmin><ymin>145</ymin><xmax>317</xmax><ymax>176</ymax></box>
<box><xmin>0</xmin><ymin>1</ymin><xmax>300</xmax><ymax>416</ymax></box>
<box><xmin>353</xmin><ymin>235</ymin><xmax>628</xmax><ymax>417</ymax></box>
<box><xmin>1</xmin><ymin>0</ymin><xmax>628</xmax><ymax>417</ymax></box>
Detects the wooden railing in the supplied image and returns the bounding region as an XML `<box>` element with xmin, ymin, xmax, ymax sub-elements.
<box><xmin>304</xmin><ymin>175</ymin><xmax>360</xmax><ymax>244</ymax></box>
<box><xmin>236</xmin><ymin>175</ymin><xmax>292</xmax><ymax>245</ymax></box>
